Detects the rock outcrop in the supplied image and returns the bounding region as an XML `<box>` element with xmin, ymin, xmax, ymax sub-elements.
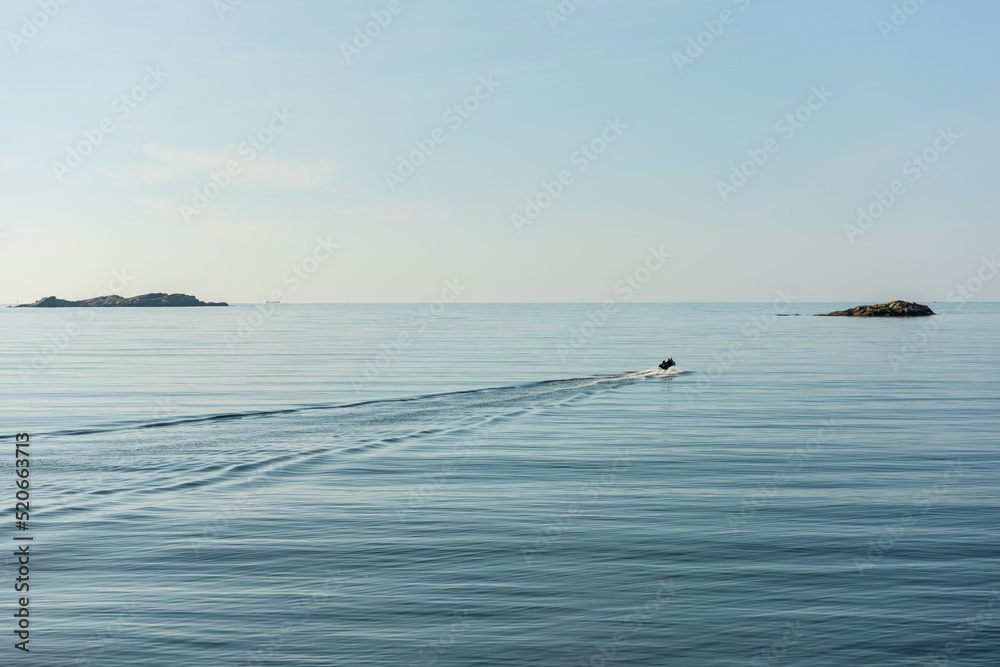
<box><xmin>821</xmin><ymin>300</ymin><xmax>934</xmax><ymax>317</ymax></box>
<box><xmin>16</xmin><ymin>293</ymin><xmax>228</xmax><ymax>308</ymax></box>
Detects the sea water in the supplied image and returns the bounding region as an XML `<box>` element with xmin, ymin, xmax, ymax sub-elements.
<box><xmin>1</xmin><ymin>303</ymin><xmax>997</xmax><ymax>665</ymax></box>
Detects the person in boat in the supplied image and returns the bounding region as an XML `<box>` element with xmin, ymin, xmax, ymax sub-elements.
<box><xmin>659</xmin><ymin>358</ymin><xmax>675</xmax><ymax>370</ymax></box>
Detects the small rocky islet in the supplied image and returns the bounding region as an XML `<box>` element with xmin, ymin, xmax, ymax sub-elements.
<box><xmin>15</xmin><ymin>293</ymin><xmax>228</xmax><ymax>308</ymax></box>
<box><xmin>820</xmin><ymin>300</ymin><xmax>934</xmax><ymax>317</ymax></box>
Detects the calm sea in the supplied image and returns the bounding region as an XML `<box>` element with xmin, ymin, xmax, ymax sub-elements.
<box><xmin>1</xmin><ymin>303</ymin><xmax>998</xmax><ymax>666</ymax></box>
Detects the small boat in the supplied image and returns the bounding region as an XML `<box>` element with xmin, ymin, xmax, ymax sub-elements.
<box><xmin>265</xmin><ymin>300</ymin><xmax>280</xmax><ymax>304</ymax></box>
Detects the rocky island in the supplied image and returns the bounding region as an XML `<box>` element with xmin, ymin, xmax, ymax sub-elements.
<box><xmin>821</xmin><ymin>300</ymin><xmax>934</xmax><ymax>317</ymax></box>
<box><xmin>16</xmin><ymin>293</ymin><xmax>228</xmax><ymax>308</ymax></box>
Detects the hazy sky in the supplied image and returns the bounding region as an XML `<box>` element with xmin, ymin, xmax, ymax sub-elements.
<box><xmin>1</xmin><ymin>0</ymin><xmax>997</xmax><ymax>303</ymax></box>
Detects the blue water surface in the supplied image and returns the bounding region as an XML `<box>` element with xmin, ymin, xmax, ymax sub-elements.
<box><xmin>0</xmin><ymin>303</ymin><xmax>997</xmax><ymax>666</ymax></box>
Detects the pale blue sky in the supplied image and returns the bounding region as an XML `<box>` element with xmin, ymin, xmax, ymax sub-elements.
<box><xmin>1</xmin><ymin>0</ymin><xmax>997</xmax><ymax>303</ymax></box>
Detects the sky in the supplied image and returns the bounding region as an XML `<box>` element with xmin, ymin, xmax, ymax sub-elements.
<box><xmin>0</xmin><ymin>0</ymin><xmax>997</xmax><ymax>303</ymax></box>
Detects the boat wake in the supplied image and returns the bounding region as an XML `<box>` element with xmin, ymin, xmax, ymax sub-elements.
<box><xmin>21</xmin><ymin>368</ymin><xmax>690</xmax><ymax>441</ymax></box>
<box><xmin>35</xmin><ymin>368</ymin><xmax>690</xmax><ymax>515</ymax></box>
